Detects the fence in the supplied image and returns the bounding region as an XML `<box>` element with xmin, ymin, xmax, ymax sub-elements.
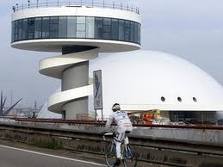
<box><xmin>12</xmin><ymin>0</ymin><xmax>140</xmax><ymax>14</ymax></box>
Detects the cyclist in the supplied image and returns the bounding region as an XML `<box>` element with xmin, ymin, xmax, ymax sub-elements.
<box><xmin>105</xmin><ymin>103</ymin><xmax>133</xmax><ymax>166</ymax></box>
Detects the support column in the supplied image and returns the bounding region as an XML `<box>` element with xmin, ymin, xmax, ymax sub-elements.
<box><xmin>62</xmin><ymin>61</ymin><xmax>89</xmax><ymax>120</ymax></box>
<box><xmin>60</xmin><ymin>46</ymin><xmax>95</xmax><ymax>120</ymax></box>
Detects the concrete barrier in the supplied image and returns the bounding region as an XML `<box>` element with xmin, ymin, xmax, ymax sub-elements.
<box><xmin>0</xmin><ymin>120</ymin><xmax>223</xmax><ymax>167</ymax></box>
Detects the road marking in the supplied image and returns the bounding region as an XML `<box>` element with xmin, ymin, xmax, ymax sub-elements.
<box><xmin>0</xmin><ymin>144</ymin><xmax>105</xmax><ymax>166</ymax></box>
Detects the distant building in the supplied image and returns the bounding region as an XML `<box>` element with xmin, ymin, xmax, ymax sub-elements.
<box><xmin>7</xmin><ymin>107</ymin><xmax>41</xmax><ymax>118</ymax></box>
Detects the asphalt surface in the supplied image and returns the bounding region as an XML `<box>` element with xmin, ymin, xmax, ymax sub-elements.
<box><xmin>0</xmin><ymin>144</ymin><xmax>105</xmax><ymax>167</ymax></box>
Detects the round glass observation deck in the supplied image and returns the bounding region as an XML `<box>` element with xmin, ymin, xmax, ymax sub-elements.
<box><xmin>11</xmin><ymin>0</ymin><xmax>141</xmax><ymax>52</ymax></box>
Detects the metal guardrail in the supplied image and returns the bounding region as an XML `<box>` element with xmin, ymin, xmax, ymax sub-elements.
<box><xmin>12</xmin><ymin>0</ymin><xmax>140</xmax><ymax>14</ymax></box>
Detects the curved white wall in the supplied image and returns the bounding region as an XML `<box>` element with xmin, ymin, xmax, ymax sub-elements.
<box><xmin>12</xmin><ymin>39</ymin><xmax>141</xmax><ymax>53</ymax></box>
<box><xmin>89</xmin><ymin>50</ymin><xmax>223</xmax><ymax>118</ymax></box>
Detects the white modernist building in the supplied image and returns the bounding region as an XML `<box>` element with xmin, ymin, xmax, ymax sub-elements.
<box><xmin>11</xmin><ymin>0</ymin><xmax>141</xmax><ymax>120</ymax></box>
<box><xmin>12</xmin><ymin>1</ymin><xmax>223</xmax><ymax>122</ymax></box>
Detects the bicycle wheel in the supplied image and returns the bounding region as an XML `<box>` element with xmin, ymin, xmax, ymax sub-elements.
<box><xmin>123</xmin><ymin>145</ymin><xmax>137</xmax><ymax>167</ymax></box>
<box><xmin>105</xmin><ymin>142</ymin><xmax>117</xmax><ymax>167</ymax></box>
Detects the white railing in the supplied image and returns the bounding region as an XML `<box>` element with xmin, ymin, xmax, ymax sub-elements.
<box><xmin>12</xmin><ymin>0</ymin><xmax>140</xmax><ymax>14</ymax></box>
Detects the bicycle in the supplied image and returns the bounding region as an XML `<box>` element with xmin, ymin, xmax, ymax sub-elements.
<box><xmin>103</xmin><ymin>132</ymin><xmax>137</xmax><ymax>167</ymax></box>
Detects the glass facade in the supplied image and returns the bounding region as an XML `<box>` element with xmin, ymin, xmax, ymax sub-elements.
<box><xmin>12</xmin><ymin>16</ymin><xmax>141</xmax><ymax>45</ymax></box>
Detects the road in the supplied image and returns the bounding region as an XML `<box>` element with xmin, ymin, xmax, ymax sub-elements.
<box><xmin>0</xmin><ymin>144</ymin><xmax>105</xmax><ymax>167</ymax></box>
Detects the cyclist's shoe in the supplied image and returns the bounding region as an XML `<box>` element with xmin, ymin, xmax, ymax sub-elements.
<box><xmin>113</xmin><ymin>158</ymin><xmax>121</xmax><ymax>167</ymax></box>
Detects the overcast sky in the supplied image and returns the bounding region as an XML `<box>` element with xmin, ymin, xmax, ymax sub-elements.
<box><xmin>1</xmin><ymin>0</ymin><xmax>223</xmax><ymax>108</ymax></box>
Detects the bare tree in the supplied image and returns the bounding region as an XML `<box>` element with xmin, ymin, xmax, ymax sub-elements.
<box><xmin>0</xmin><ymin>91</ymin><xmax>22</xmax><ymax>116</ymax></box>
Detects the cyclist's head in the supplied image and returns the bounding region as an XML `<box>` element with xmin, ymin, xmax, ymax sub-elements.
<box><xmin>112</xmin><ymin>103</ymin><xmax>121</xmax><ymax>112</ymax></box>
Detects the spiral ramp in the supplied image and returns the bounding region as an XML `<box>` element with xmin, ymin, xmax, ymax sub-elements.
<box><xmin>39</xmin><ymin>49</ymin><xmax>99</xmax><ymax>119</ymax></box>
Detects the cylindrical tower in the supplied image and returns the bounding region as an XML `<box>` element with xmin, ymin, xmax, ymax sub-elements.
<box><xmin>11</xmin><ymin>0</ymin><xmax>141</xmax><ymax>119</ymax></box>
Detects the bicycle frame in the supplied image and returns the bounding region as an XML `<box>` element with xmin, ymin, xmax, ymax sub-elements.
<box><xmin>103</xmin><ymin>132</ymin><xmax>137</xmax><ymax>167</ymax></box>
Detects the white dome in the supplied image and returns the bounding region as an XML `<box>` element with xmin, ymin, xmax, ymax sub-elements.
<box><xmin>89</xmin><ymin>50</ymin><xmax>223</xmax><ymax>117</ymax></box>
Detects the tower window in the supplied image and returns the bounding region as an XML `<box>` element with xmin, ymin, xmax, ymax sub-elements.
<box><xmin>76</xmin><ymin>16</ymin><xmax>86</xmax><ymax>38</ymax></box>
<box><xmin>95</xmin><ymin>17</ymin><xmax>103</xmax><ymax>39</ymax></box>
<box><xmin>103</xmin><ymin>18</ymin><xmax>112</xmax><ymax>39</ymax></box>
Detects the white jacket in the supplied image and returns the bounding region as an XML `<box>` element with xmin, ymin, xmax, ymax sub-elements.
<box><xmin>106</xmin><ymin>111</ymin><xmax>133</xmax><ymax>133</ymax></box>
